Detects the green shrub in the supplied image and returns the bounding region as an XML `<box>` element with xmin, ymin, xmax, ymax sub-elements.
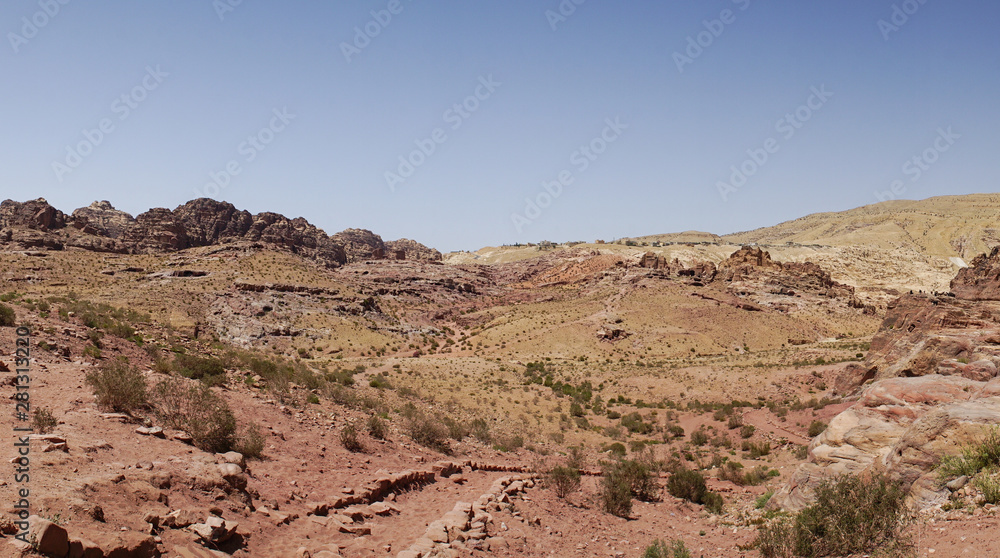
<box><xmin>600</xmin><ymin>466</ymin><xmax>633</xmax><ymax>518</ymax></box>
<box><xmin>367</xmin><ymin>415</ymin><xmax>389</xmax><ymax>440</ymax></box>
<box><xmin>973</xmin><ymin>468</ymin><xmax>1000</xmax><ymax>505</ymax></box>
<box><xmin>807</xmin><ymin>421</ymin><xmax>827</xmax><ymax>438</ymax></box>
<box><xmin>151</xmin><ymin>377</ymin><xmax>236</xmax><ymax>453</ymax></box>
<box><xmin>756</xmin><ymin>491</ymin><xmax>775</xmax><ymax>509</ymax></box>
<box><xmin>0</xmin><ymin>303</ymin><xmax>16</xmax><ymax>327</ymax></box>
<box><xmin>85</xmin><ymin>360</ymin><xmax>148</xmax><ymax>413</ymax></box>
<box><xmin>755</xmin><ymin>473</ymin><xmax>910</xmax><ymax>558</ymax></box>
<box><xmin>32</xmin><ymin>408</ymin><xmax>58</xmax><ymax>434</ymax></box>
<box><xmin>702</xmin><ymin>491</ymin><xmax>724</xmax><ymax>514</ymax></box>
<box><xmin>744</xmin><ymin>440</ymin><xmax>771</xmax><ymax>458</ymax></box>
<box><xmin>402</xmin><ymin>406</ymin><xmax>450</xmax><ymax>453</ymax></box>
<box><xmin>604</xmin><ymin>442</ymin><xmax>627</xmax><ymax>457</ymax></box>
<box><xmin>728</xmin><ymin>413</ymin><xmax>744</xmax><ymax>430</ymax></box>
<box><xmin>740</xmin><ymin>425</ymin><xmax>757</xmax><ymax>439</ymax></box>
<box><xmin>621</xmin><ymin>412</ymin><xmax>654</xmax><ymax>435</ymax></box>
<box><xmin>938</xmin><ymin>427</ymin><xmax>1000</xmax><ymax>480</ymax></box>
<box><xmin>234</xmin><ymin>422</ymin><xmax>265</xmax><ymax>459</ymax></box>
<box><xmin>174</xmin><ymin>354</ymin><xmax>227</xmax><ymax>384</ymax></box>
<box><xmin>691</xmin><ymin>429</ymin><xmax>709</xmax><ymax>446</ymax></box>
<box><xmin>642</xmin><ymin>539</ymin><xmax>692</xmax><ymax>558</ymax></box>
<box><xmin>470</xmin><ymin>417</ymin><xmax>491</xmax><ymax>443</ymax></box>
<box><xmin>667</xmin><ymin>469</ymin><xmax>707</xmax><ymax>503</ymax></box>
<box><xmin>183</xmin><ymin>384</ymin><xmax>237</xmax><ymax>453</ymax></box>
<box><xmin>340</xmin><ymin>424</ymin><xmax>363</xmax><ymax>452</ymax></box>
<box><xmin>548</xmin><ymin>466</ymin><xmax>582</xmax><ymax>498</ymax></box>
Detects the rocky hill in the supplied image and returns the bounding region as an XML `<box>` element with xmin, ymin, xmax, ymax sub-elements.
<box><xmin>722</xmin><ymin>193</ymin><xmax>1000</xmax><ymax>260</ymax></box>
<box><xmin>0</xmin><ymin>198</ymin><xmax>440</xmax><ymax>268</ymax></box>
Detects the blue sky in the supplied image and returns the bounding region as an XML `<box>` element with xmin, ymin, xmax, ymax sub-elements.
<box><xmin>1</xmin><ymin>1</ymin><xmax>998</xmax><ymax>252</ymax></box>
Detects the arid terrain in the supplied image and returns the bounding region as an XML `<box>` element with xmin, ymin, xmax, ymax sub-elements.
<box><xmin>2</xmin><ymin>195</ymin><xmax>1000</xmax><ymax>558</ymax></box>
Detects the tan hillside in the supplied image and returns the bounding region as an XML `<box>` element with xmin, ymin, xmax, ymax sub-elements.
<box><xmin>721</xmin><ymin>193</ymin><xmax>1000</xmax><ymax>260</ymax></box>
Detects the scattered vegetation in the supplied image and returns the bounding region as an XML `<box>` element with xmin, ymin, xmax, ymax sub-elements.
<box><xmin>755</xmin><ymin>473</ymin><xmax>910</xmax><ymax>558</ymax></box>
<box><xmin>642</xmin><ymin>539</ymin><xmax>692</xmax><ymax>558</ymax></box>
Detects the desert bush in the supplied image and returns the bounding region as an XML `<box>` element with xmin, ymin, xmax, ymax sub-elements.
<box><xmin>755</xmin><ymin>473</ymin><xmax>910</xmax><ymax>558</ymax></box>
<box><xmin>402</xmin><ymin>406</ymin><xmax>450</xmax><ymax>453</ymax></box>
<box><xmin>938</xmin><ymin>427</ymin><xmax>1000</xmax><ymax>480</ymax></box>
<box><xmin>600</xmin><ymin>466</ymin><xmax>633</xmax><ymax>518</ymax></box>
<box><xmin>690</xmin><ymin>428</ymin><xmax>709</xmax><ymax>446</ymax></box>
<box><xmin>33</xmin><ymin>408</ymin><xmax>58</xmax><ymax>434</ymax></box>
<box><xmin>744</xmin><ymin>440</ymin><xmax>771</xmax><ymax>458</ymax></box>
<box><xmin>0</xmin><ymin>303</ymin><xmax>16</xmax><ymax>327</ymax></box>
<box><xmin>470</xmin><ymin>417</ymin><xmax>491</xmax><ymax>443</ymax></box>
<box><xmin>807</xmin><ymin>420</ymin><xmax>827</xmax><ymax>438</ymax></box>
<box><xmin>728</xmin><ymin>413</ymin><xmax>744</xmax><ymax>430</ymax></box>
<box><xmin>367</xmin><ymin>415</ymin><xmax>389</xmax><ymax>440</ymax></box>
<box><xmin>174</xmin><ymin>354</ymin><xmax>227</xmax><ymax>385</ymax></box>
<box><xmin>740</xmin><ymin>425</ymin><xmax>756</xmax><ymax>439</ymax></box>
<box><xmin>642</xmin><ymin>539</ymin><xmax>692</xmax><ymax>558</ymax></box>
<box><xmin>234</xmin><ymin>422</ymin><xmax>265</xmax><ymax>459</ymax></box>
<box><xmin>621</xmin><ymin>412</ymin><xmax>654</xmax><ymax>435</ymax></box>
<box><xmin>548</xmin><ymin>466</ymin><xmax>582</xmax><ymax>498</ymax></box>
<box><xmin>183</xmin><ymin>384</ymin><xmax>237</xmax><ymax>453</ymax></box>
<box><xmin>665</xmin><ymin>424</ymin><xmax>685</xmax><ymax>439</ymax></box>
<box><xmin>667</xmin><ymin>469</ymin><xmax>707</xmax><ymax>503</ymax></box>
<box><xmin>86</xmin><ymin>360</ymin><xmax>148</xmax><ymax>413</ymax></box>
<box><xmin>973</xmin><ymin>467</ymin><xmax>1000</xmax><ymax>505</ymax></box>
<box><xmin>151</xmin><ymin>377</ymin><xmax>236</xmax><ymax>453</ymax></box>
<box><xmin>340</xmin><ymin>424</ymin><xmax>364</xmax><ymax>452</ymax></box>
<box><xmin>702</xmin><ymin>491</ymin><xmax>724</xmax><ymax>514</ymax></box>
<box><xmin>755</xmin><ymin>490</ymin><xmax>775</xmax><ymax>509</ymax></box>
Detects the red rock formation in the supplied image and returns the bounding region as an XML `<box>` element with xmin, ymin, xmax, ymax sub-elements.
<box><xmin>951</xmin><ymin>246</ymin><xmax>1000</xmax><ymax>301</ymax></box>
<box><xmin>70</xmin><ymin>201</ymin><xmax>134</xmax><ymax>239</ymax></box>
<box><xmin>0</xmin><ymin>198</ymin><xmax>66</xmax><ymax>231</ymax></box>
<box><xmin>385</xmin><ymin>238</ymin><xmax>443</xmax><ymax>262</ymax></box>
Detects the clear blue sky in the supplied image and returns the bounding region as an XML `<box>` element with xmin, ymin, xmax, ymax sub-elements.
<box><xmin>2</xmin><ymin>1</ymin><xmax>998</xmax><ymax>252</ymax></box>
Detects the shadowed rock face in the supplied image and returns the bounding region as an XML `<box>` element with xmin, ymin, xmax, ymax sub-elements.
<box><xmin>952</xmin><ymin>246</ymin><xmax>1000</xmax><ymax>301</ymax></box>
<box><xmin>0</xmin><ymin>198</ymin><xmax>456</xmax><ymax>269</ymax></box>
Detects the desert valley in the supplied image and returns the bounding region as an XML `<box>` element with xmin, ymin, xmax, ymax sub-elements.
<box><xmin>3</xmin><ymin>194</ymin><xmax>1000</xmax><ymax>558</ymax></box>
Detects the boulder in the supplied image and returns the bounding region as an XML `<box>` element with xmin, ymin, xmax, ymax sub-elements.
<box><xmin>27</xmin><ymin>515</ymin><xmax>69</xmax><ymax>557</ymax></box>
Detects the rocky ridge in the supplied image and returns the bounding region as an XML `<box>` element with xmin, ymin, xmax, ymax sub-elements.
<box><xmin>775</xmin><ymin>247</ymin><xmax>1000</xmax><ymax>512</ymax></box>
<box><xmin>0</xmin><ymin>198</ymin><xmax>440</xmax><ymax>268</ymax></box>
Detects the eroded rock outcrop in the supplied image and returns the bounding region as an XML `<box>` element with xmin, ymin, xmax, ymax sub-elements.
<box><xmin>779</xmin><ymin>254</ymin><xmax>1000</xmax><ymax>512</ymax></box>
<box><xmin>71</xmin><ymin>200</ymin><xmax>135</xmax><ymax>238</ymax></box>
<box><xmin>1</xmin><ymin>198</ymin><xmax>361</xmax><ymax>268</ymax></box>
<box><xmin>951</xmin><ymin>246</ymin><xmax>1000</xmax><ymax>301</ymax></box>
<box><xmin>0</xmin><ymin>198</ymin><xmax>67</xmax><ymax>231</ymax></box>
<box><xmin>330</xmin><ymin>228</ymin><xmax>386</xmax><ymax>262</ymax></box>
<box><xmin>384</xmin><ymin>238</ymin><xmax>443</xmax><ymax>262</ymax></box>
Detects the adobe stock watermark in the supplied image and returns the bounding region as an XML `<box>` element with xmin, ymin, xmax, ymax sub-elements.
<box><xmin>511</xmin><ymin>117</ymin><xmax>627</xmax><ymax>234</ymax></box>
<box><xmin>878</xmin><ymin>0</ymin><xmax>930</xmax><ymax>41</ymax></box>
<box><xmin>51</xmin><ymin>66</ymin><xmax>169</xmax><ymax>183</ymax></box>
<box><xmin>7</xmin><ymin>0</ymin><xmax>72</xmax><ymax>54</ymax></box>
<box><xmin>384</xmin><ymin>75</ymin><xmax>500</xmax><ymax>192</ymax></box>
<box><xmin>716</xmin><ymin>85</ymin><xmax>833</xmax><ymax>202</ymax></box>
<box><xmin>874</xmin><ymin>127</ymin><xmax>958</xmax><ymax>202</ymax></box>
<box><xmin>195</xmin><ymin>108</ymin><xmax>296</xmax><ymax>198</ymax></box>
<box><xmin>341</xmin><ymin>0</ymin><xmax>414</xmax><ymax>63</ymax></box>
<box><xmin>545</xmin><ymin>0</ymin><xmax>586</xmax><ymax>31</ymax></box>
<box><xmin>213</xmin><ymin>0</ymin><xmax>244</xmax><ymax>22</ymax></box>
<box><xmin>673</xmin><ymin>0</ymin><xmax>750</xmax><ymax>73</ymax></box>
